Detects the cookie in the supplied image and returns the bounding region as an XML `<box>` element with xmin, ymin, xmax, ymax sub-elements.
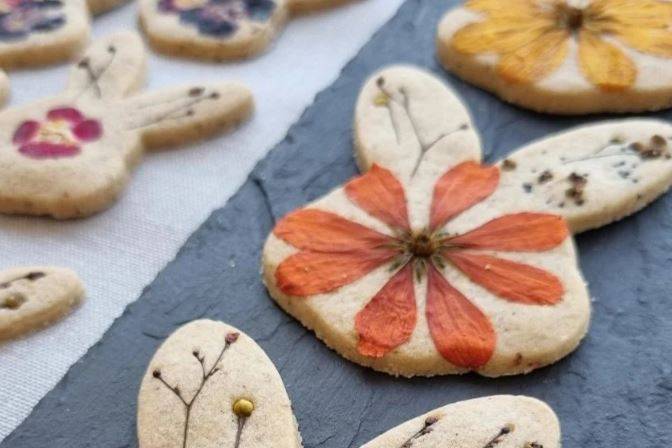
<box><xmin>0</xmin><ymin>266</ymin><xmax>84</xmax><ymax>341</ymax></box>
<box><xmin>139</xmin><ymin>0</ymin><xmax>356</xmax><ymax>61</ymax></box>
<box><xmin>0</xmin><ymin>32</ymin><xmax>253</xmax><ymax>219</ymax></box>
<box><xmin>137</xmin><ymin>320</ymin><xmax>301</xmax><ymax>448</ymax></box>
<box><xmin>262</xmin><ymin>65</ymin><xmax>672</xmax><ymax>377</ymax></box>
<box><xmin>0</xmin><ymin>0</ymin><xmax>90</xmax><ymax>70</ymax></box>
<box><xmin>0</xmin><ymin>70</ymin><xmax>8</xmax><ymax>105</ymax></box>
<box><xmin>87</xmin><ymin>0</ymin><xmax>130</xmax><ymax>15</ymax></box>
<box><xmin>437</xmin><ymin>0</ymin><xmax>672</xmax><ymax>114</ymax></box>
<box><xmin>361</xmin><ymin>395</ymin><xmax>560</xmax><ymax>448</ymax></box>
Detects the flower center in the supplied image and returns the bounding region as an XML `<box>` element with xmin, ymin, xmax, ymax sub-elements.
<box><xmin>557</xmin><ymin>4</ymin><xmax>584</xmax><ymax>31</ymax></box>
<box><xmin>37</xmin><ymin>120</ymin><xmax>74</xmax><ymax>145</ymax></box>
<box><xmin>408</xmin><ymin>232</ymin><xmax>439</xmax><ymax>258</ymax></box>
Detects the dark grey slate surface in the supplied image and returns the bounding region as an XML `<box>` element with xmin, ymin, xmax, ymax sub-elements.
<box><xmin>4</xmin><ymin>0</ymin><xmax>672</xmax><ymax>446</ymax></box>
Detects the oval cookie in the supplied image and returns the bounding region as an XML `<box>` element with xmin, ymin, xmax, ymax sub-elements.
<box><xmin>137</xmin><ymin>320</ymin><xmax>301</xmax><ymax>448</ymax></box>
<box><xmin>437</xmin><ymin>0</ymin><xmax>672</xmax><ymax>114</ymax></box>
<box><xmin>361</xmin><ymin>395</ymin><xmax>560</xmax><ymax>448</ymax></box>
<box><xmin>0</xmin><ymin>266</ymin><xmax>84</xmax><ymax>341</ymax></box>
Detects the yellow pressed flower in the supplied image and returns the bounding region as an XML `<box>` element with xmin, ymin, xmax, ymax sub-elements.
<box><xmin>451</xmin><ymin>0</ymin><xmax>672</xmax><ymax>91</ymax></box>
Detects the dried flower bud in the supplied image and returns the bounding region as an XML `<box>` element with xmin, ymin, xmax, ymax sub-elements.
<box><xmin>152</xmin><ymin>369</ymin><xmax>161</xmax><ymax>378</ymax></box>
<box><xmin>226</xmin><ymin>332</ymin><xmax>240</xmax><ymax>344</ymax></box>
<box><xmin>233</xmin><ymin>398</ymin><xmax>255</xmax><ymax>417</ymax></box>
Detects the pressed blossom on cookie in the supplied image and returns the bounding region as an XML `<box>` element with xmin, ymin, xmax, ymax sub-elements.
<box><xmin>0</xmin><ymin>0</ymin><xmax>65</xmax><ymax>41</ymax></box>
<box><xmin>273</xmin><ymin>162</ymin><xmax>569</xmax><ymax>368</ymax></box>
<box><xmin>13</xmin><ymin>107</ymin><xmax>102</xmax><ymax>159</ymax></box>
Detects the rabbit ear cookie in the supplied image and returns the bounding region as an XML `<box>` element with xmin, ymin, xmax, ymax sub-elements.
<box><xmin>263</xmin><ymin>65</ymin><xmax>591</xmax><ymax>378</ymax></box>
<box><xmin>437</xmin><ymin>0</ymin><xmax>672</xmax><ymax>114</ymax></box>
<box><xmin>360</xmin><ymin>395</ymin><xmax>560</xmax><ymax>448</ymax></box>
<box><xmin>137</xmin><ymin>320</ymin><xmax>301</xmax><ymax>448</ymax></box>
<box><xmin>0</xmin><ymin>32</ymin><xmax>253</xmax><ymax>219</ymax></box>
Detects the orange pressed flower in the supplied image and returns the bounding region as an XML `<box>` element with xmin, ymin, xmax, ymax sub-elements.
<box><xmin>273</xmin><ymin>162</ymin><xmax>569</xmax><ymax>369</ymax></box>
<box><xmin>451</xmin><ymin>0</ymin><xmax>672</xmax><ymax>91</ymax></box>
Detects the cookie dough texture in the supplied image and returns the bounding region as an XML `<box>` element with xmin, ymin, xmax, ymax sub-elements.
<box><xmin>361</xmin><ymin>395</ymin><xmax>560</xmax><ymax>448</ymax></box>
<box><xmin>0</xmin><ymin>267</ymin><xmax>84</xmax><ymax>341</ymax></box>
<box><xmin>87</xmin><ymin>0</ymin><xmax>130</xmax><ymax>15</ymax></box>
<box><xmin>437</xmin><ymin>4</ymin><xmax>672</xmax><ymax>115</ymax></box>
<box><xmin>0</xmin><ymin>32</ymin><xmax>253</xmax><ymax>219</ymax></box>
<box><xmin>137</xmin><ymin>319</ymin><xmax>301</xmax><ymax>448</ymax></box>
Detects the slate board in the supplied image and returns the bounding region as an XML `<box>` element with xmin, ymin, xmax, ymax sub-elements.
<box><xmin>4</xmin><ymin>1</ymin><xmax>672</xmax><ymax>446</ymax></box>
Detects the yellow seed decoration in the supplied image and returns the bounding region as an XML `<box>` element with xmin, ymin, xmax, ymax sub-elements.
<box><xmin>233</xmin><ymin>398</ymin><xmax>254</xmax><ymax>417</ymax></box>
<box><xmin>374</xmin><ymin>92</ymin><xmax>390</xmax><ymax>106</ymax></box>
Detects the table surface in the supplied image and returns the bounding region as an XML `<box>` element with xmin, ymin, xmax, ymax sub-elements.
<box><xmin>3</xmin><ymin>1</ymin><xmax>672</xmax><ymax>447</ymax></box>
<box><xmin>0</xmin><ymin>0</ymin><xmax>404</xmax><ymax>441</ymax></box>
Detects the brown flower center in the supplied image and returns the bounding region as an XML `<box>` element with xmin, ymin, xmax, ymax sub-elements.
<box><xmin>557</xmin><ymin>4</ymin><xmax>584</xmax><ymax>31</ymax></box>
<box><xmin>407</xmin><ymin>232</ymin><xmax>440</xmax><ymax>258</ymax></box>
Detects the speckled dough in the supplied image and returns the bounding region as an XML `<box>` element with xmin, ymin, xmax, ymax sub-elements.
<box><xmin>0</xmin><ymin>266</ymin><xmax>84</xmax><ymax>342</ymax></box>
<box><xmin>137</xmin><ymin>320</ymin><xmax>302</xmax><ymax>448</ymax></box>
<box><xmin>437</xmin><ymin>2</ymin><xmax>672</xmax><ymax>115</ymax></box>
<box><xmin>360</xmin><ymin>396</ymin><xmax>560</xmax><ymax>448</ymax></box>
<box><xmin>0</xmin><ymin>32</ymin><xmax>253</xmax><ymax>219</ymax></box>
<box><xmin>140</xmin><ymin>0</ymin><xmax>359</xmax><ymax>61</ymax></box>
<box><xmin>263</xmin><ymin>65</ymin><xmax>672</xmax><ymax>377</ymax></box>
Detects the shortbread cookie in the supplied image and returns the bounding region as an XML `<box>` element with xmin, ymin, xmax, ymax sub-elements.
<box><xmin>87</xmin><ymin>0</ymin><xmax>130</xmax><ymax>15</ymax></box>
<box><xmin>360</xmin><ymin>395</ymin><xmax>560</xmax><ymax>448</ymax></box>
<box><xmin>0</xmin><ymin>0</ymin><xmax>89</xmax><ymax>70</ymax></box>
<box><xmin>0</xmin><ymin>70</ymin><xmax>8</xmax><ymax>104</ymax></box>
<box><xmin>437</xmin><ymin>0</ymin><xmax>672</xmax><ymax>114</ymax></box>
<box><xmin>0</xmin><ymin>266</ymin><xmax>84</xmax><ymax>341</ymax></box>
<box><xmin>287</xmin><ymin>0</ymin><xmax>356</xmax><ymax>14</ymax></box>
<box><xmin>262</xmin><ymin>65</ymin><xmax>672</xmax><ymax>377</ymax></box>
<box><xmin>140</xmin><ymin>0</ymin><xmax>356</xmax><ymax>61</ymax></box>
<box><xmin>0</xmin><ymin>32</ymin><xmax>253</xmax><ymax>219</ymax></box>
<box><xmin>137</xmin><ymin>320</ymin><xmax>301</xmax><ymax>448</ymax></box>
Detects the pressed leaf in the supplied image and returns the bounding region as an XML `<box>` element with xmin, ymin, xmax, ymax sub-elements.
<box><xmin>274</xmin><ymin>209</ymin><xmax>395</xmax><ymax>253</ymax></box>
<box><xmin>345</xmin><ymin>164</ymin><xmax>410</xmax><ymax>231</ymax></box>
<box><xmin>451</xmin><ymin>18</ymin><xmax>550</xmax><ymax>55</ymax></box>
<box><xmin>426</xmin><ymin>265</ymin><xmax>495</xmax><ymax>369</ymax></box>
<box><xmin>497</xmin><ymin>29</ymin><xmax>569</xmax><ymax>84</ymax></box>
<box><xmin>449</xmin><ymin>213</ymin><xmax>569</xmax><ymax>252</ymax></box>
<box><xmin>578</xmin><ymin>30</ymin><xmax>636</xmax><ymax>91</ymax></box>
<box><xmin>275</xmin><ymin>249</ymin><xmax>395</xmax><ymax>297</ymax></box>
<box><xmin>447</xmin><ymin>252</ymin><xmax>563</xmax><ymax>305</ymax></box>
<box><xmin>355</xmin><ymin>264</ymin><xmax>417</xmax><ymax>358</ymax></box>
<box><xmin>430</xmin><ymin>162</ymin><xmax>499</xmax><ymax>231</ymax></box>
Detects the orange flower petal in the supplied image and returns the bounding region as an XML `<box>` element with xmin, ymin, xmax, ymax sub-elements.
<box><xmin>274</xmin><ymin>209</ymin><xmax>395</xmax><ymax>253</ymax></box>
<box><xmin>345</xmin><ymin>165</ymin><xmax>410</xmax><ymax>231</ymax></box>
<box><xmin>589</xmin><ymin>0</ymin><xmax>672</xmax><ymax>29</ymax></box>
<box><xmin>614</xmin><ymin>28</ymin><xmax>672</xmax><ymax>58</ymax></box>
<box><xmin>275</xmin><ymin>249</ymin><xmax>396</xmax><ymax>297</ymax></box>
<box><xmin>452</xmin><ymin>18</ymin><xmax>551</xmax><ymax>55</ymax></box>
<box><xmin>465</xmin><ymin>0</ymin><xmax>540</xmax><ymax>16</ymax></box>
<box><xmin>356</xmin><ymin>264</ymin><xmax>417</xmax><ymax>358</ymax></box>
<box><xmin>447</xmin><ymin>252</ymin><xmax>564</xmax><ymax>305</ymax></box>
<box><xmin>578</xmin><ymin>30</ymin><xmax>636</xmax><ymax>92</ymax></box>
<box><xmin>448</xmin><ymin>213</ymin><xmax>569</xmax><ymax>252</ymax></box>
<box><xmin>430</xmin><ymin>162</ymin><xmax>499</xmax><ymax>231</ymax></box>
<box><xmin>426</xmin><ymin>265</ymin><xmax>495</xmax><ymax>369</ymax></box>
<box><xmin>497</xmin><ymin>28</ymin><xmax>569</xmax><ymax>84</ymax></box>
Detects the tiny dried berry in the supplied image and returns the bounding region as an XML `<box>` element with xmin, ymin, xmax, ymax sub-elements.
<box><xmin>233</xmin><ymin>398</ymin><xmax>255</xmax><ymax>417</ymax></box>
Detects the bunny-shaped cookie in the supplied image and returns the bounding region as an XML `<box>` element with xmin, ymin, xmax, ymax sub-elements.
<box><xmin>262</xmin><ymin>66</ymin><xmax>672</xmax><ymax>377</ymax></box>
<box><xmin>139</xmin><ymin>0</ymin><xmax>358</xmax><ymax>61</ymax></box>
<box><xmin>138</xmin><ymin>319</ymin><xmax>561</xmax><ymax>448</ymax></box>
<box><xmin>0</xmin><ymin>32</ymin><xmax>253</xmax><ymax>219</ymax></box>
<box><xmin>437</xmin><ymin>0</ymin><xmax>672</xmax><ymax>114</ymax></box>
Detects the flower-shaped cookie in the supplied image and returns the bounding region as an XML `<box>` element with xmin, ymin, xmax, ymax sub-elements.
<box><xmin>138</xmin><ymin>320</ymin><xmax>562</xmax><ymax>448</ymax></box>
<box><xmin>263</xmin><ymin>66</ymin><xmax>672</xmax><ymax>377</ymax></box>
<box><xmin>438</xmin><ymin>0</ymin><xmax>672</xmax><ymax>114</ymax></box>
<box><xmin>0</xmin><ymin>32</ymin><xmax>253</xmax><ymax>219</ymax></box>
<box><xmin>140</xmin><ymin>0</ymin><xmax>358</xmax><ymax>61</ymax></box>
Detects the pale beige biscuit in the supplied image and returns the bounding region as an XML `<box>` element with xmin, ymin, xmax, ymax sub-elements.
<box><xmin>437</xmin><ymin>1</ymin><xmax>672</xmax><ymax>115</ymax></box>
<box><xmin>360</xmin><ymin>396</ymin><xmax>560</xmax><ymax>448</ymax></box>
<box><xmin>263</xmin><ymin>65</ymin><xmax>672</xmax><ymax>377</ymax></box>
<box><xmin>0</xmin><ymin>70</ymin><xmax>8</xmax><ymax>105</ymax></box>
<box><xmin>0</xmin><ymin>32</ymin><xmax>253</xmax><ymax>219</ymax></box>
<box><xmin>140</xmin><ymin>0</ymin><xmax>358</xmax><ymax>61</ymax></box>
<box><xmin>137</xmin><ymin>320</ymin><xmax>301</xmax><ymax>448</ymax></box>
<box><xmin>0</xmin><ymin>0</ymin><xmax>90</xmax><ymax>70</ymax></box>
<box><xmin>0</xmin><ymin>266</ymin><xmax>84</xmax><ymax>342</ymax></box>
<box><xmin>87</xmin><ymin>0</ymin><xmax>130</xmax><ymax>15</ymax></box>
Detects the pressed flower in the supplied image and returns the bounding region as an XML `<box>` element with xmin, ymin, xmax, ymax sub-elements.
<box><xmin>158</xmin><ymin>0</ymin><xmax>276</xmax><ymax>38</ymax></box>
<box><xmin>451</xmin><ymin>0</ymin><xmax>672</xmax><ymax>91</ymax></box>
<box><xmin>0</xmin><ymin>0</ymin><xmax>65</xmax><ymax>41</ymax></box>
<box><xmin>13</xmin><ymin>107</ymin><xmax>102</xmax><ymax>159</ymax></box>
<box><xmin>273</xmin><ymin>162</ymin><xmax>569</xmax><ymax>368</ymax></box>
